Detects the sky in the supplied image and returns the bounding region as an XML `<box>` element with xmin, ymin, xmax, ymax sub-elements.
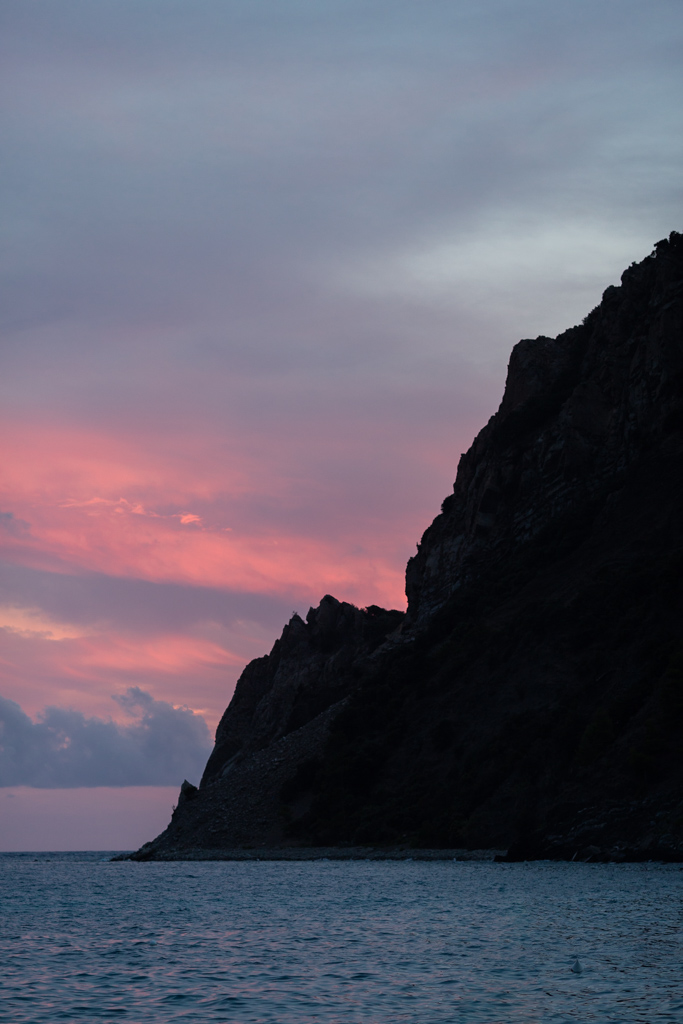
<box><xmin>1</xmin><ymin>0</ymin><xmax>681</xmax><ymax>850</ymax></box>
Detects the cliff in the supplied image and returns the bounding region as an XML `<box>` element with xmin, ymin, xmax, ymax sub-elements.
<box><xmin>407</xmin><ymin>236</ymin><xmax>683</xmax><ymax>626</ymax></box>
<box><xmin>132</xmin><ymin>231</ymin><xmax>683</xmax><ymax>862</ymax></box>
<box><xmin>132</xmin><ymin>598</ymin><xmax>403</xmax><ymax>852</ymax></box>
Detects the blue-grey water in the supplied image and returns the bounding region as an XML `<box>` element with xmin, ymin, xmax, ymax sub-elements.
<box><xmin>1</xmin><ymin>854</ymin><xmax>682</xmax><ymax>1023</ymax></box>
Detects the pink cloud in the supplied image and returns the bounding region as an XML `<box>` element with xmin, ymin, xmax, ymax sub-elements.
<box><xmin>0</xmin><ymin>621</ymin><xmax>260</xmax><ymax>729</ymax></box>
<box><xmin>0</xmin><ymin>406</ymin><xmax>482</xmax><ymax>762</ymax></box>
<box><xmin>1</xmin><ymin>416</ymin><xmax>461</xmax><ymax>609</ymax></box>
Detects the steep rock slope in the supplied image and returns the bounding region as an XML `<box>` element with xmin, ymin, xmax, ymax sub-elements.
<box><xmin>133</xmin><ymin>598</ymin><xmax>403</xmax><ymax>854</ymax></box>
<box><xmin>202</xmin><ymin>597</ymin><xmax>403</xmax><ymax>787</ymax></box>
<box><xmin>407</xmin><ymin>234</ymin><xmax>683</xmax><ymax>626</ymax></box>
<box><xmin>133</xmin><ymin>232</ymin><xmax>683</xmax><ymax>861</ymax></box>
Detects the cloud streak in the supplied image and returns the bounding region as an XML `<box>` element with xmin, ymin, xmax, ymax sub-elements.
<box><xmin>0</xmin><ymin>416</ymin><xmax>466</xmax><ymax>611</ymax></box>
<box><xmin>0</xmin><ymin>687</ymin><xmax>211</xmax><ymax>788</ymax></box>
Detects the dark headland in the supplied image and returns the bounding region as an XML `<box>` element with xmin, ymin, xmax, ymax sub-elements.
<box><xmin>123</xmin><ymin>233</ymin><xmax>683</xmax><ymax>864</ymax></box>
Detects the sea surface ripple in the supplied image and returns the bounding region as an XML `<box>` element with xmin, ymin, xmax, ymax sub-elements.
<box><xmin>1</xmin><ymin>854</ymin><xmax>682</xmax><ymax>1022</ymax></box>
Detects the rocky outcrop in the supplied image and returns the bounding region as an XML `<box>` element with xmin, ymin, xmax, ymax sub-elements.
<box><xmin>131</xmin><ymin>232</ymin><xmax>683</xmax><ymax>861</ymax></box>
<box><xmin>131</xmin><ymin>598</ymin><xmax>403</xmax><ymax>857</ymax></box>
<box><xmin>201</xmin><ymin>596</ymin><xmax>403</xmax><ymax>785</ymax></box>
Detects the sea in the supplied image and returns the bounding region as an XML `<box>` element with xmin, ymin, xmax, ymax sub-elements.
<box><xmin>1</xmin><ymin>854</ymin><xmax>682</xmax><ymax>1023</ymax></box>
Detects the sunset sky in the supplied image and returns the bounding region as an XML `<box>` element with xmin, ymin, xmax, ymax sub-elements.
<box><xmin>1</xmin><ymin>0</ymin><xmax>681</xmax><ymax>849</ymax></box>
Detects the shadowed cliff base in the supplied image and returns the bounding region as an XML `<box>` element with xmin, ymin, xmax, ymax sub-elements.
<box><xmin>114</xmin><ymin>847</ymin><xmax>502</xmax><ymax>862</ymax></box>
<box><xmin>128</xmin><ymin>232</ymin><xmax>683</xmax><ymax>863</ymax></box>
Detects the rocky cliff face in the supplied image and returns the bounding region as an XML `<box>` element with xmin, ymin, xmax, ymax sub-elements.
<box><xmin>201</xmin><ymin>597</ymin><xmax>403</xmax><ymax>786</ymax></box>
<box><xmin>132</xmin><ymin>598</ymin><xmax>403</xmax><ymax>855</ymax></box>
<box><xmin>406</xmin><ymin>233</ymin><xmax>683</xmax><ymax>626</ymax></box>
<box><xmin>132</xmin><ymin>232</ymin><xmax>683</xmax><ymax>862</ymax></box>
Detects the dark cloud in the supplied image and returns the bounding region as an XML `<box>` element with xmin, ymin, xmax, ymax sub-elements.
<box><xmin>1</xmin><ymin>0</ymin><xmax>680</xmax><ymax>365</ymax></box>
<box><xmin>0</xmin><ymin>513</ymin><xmax>30</xmax><ymax>537</ymax></box>
<box><xmin>0</xmin><ymin>687</ymin><xmax>211</xmax><ymax>787</ymax></box>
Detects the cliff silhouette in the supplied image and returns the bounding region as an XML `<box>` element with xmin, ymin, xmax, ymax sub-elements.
<box><xmin>130</xmin><ymin>231</ymin><xmax>683</xmax><ymax>862</ymax></box>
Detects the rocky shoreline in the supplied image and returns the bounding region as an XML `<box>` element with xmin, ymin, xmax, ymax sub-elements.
<box><xmin>113</xmin><ymin>843</ymin><xmax>683</xmax><ymax>863</ymax></box>
<box><xmin>113</xmin><ymin>846</ymin><xmax>504</xmax><ymax>862</ymax></box>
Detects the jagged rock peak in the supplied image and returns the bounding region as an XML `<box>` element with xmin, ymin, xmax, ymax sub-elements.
<box><xmin>405</xmin><ymin>230</ymin><xmax>683</xmax><ymax>625</ymax></box>
<box><xmin>200</xmin><ymin>595</ymin><xmax>403</xmax><ymax>787</ymax></box>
